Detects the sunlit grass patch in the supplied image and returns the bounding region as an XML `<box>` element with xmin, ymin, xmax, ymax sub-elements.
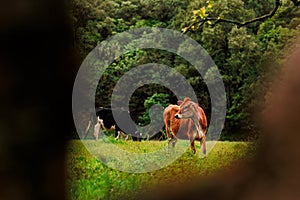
<box><xmin>66</xmin><ymin>139</ymin><xmax>256</xmax><ymax>200</ymax></box>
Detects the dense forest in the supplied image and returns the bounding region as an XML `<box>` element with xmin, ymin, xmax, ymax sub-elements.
<box><xmin>70</xmin><ymin>0</ymin><xmax>300</xmax><ymax>139</ymax></box>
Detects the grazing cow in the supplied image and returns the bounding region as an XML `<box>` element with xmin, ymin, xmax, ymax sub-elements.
<box><xmin>95</xmin><ymin>107</ymin><xmax>141</xmax><ymax>141</ymax></box>
<box><xmin>174</xmin><ymin>98</ymin><xmax>207</xmax><ymax>155</ymax></box>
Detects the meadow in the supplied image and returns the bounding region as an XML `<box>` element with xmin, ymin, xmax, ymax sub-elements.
<box><xmin>66</xmin><ymin>138</ymin><xmax>256</xmax><ymax>200</ymax></box>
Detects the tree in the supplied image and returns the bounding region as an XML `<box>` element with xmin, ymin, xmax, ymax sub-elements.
<box><xmin>182</xmin><ymin>0</ymin><xmax>300</xmax><ymax>32</ymax></box>
<box><xmin>71</xmin><ymin>0</ymin><xmax>300</xmax><ymax>139</ymax></box>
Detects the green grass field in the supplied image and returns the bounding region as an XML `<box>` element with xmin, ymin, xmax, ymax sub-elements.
<box><xmin>66</xmin><ymin>138</ymin><xmax>256</xmax><ymax>200</ymax></box>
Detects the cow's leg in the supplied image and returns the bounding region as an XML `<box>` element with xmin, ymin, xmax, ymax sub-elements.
<box><xmin>200</xmin><ymin>135</ymin><xmax>207</xmax><ymax>155</ymax></box>
<box><xmin>193</xmin><ymin>120</ymin><xmax>206</xmax><ymax>155</ymax></box>
<box><xmin>132</xmin><ymin>135</ymin><xmax>136</xmax><ymax>141</ymax></box>
<box><xmin>168</xmin><ymin>137</ymin><xmax>177</xmax><ymax>155</ymax></box>
<box><xmin>119</xmin><ymin>131</ymin><xmax>129</xmax><ymax>140</ymax></box>
<box><xmin>115</xmin><ymin>131</ymin><xmax>120</xmax><ymax>140</ymax></box>
<box><xmin>167</xmin><ymin>129</ymin><xmax>177</xmax><ymax>147</ymax></box>
<box><xmin>193</xmin><ymin>120</ymin><xmax>204</xmax><ymax>138</ymax></box>
<box><xmin>168</xmin><ymin>138</ymin><xmax>172</xmax><ymax>147</ymax></box>
<box><xmin>190</xmin><ymin>138</ymin><xmax>196</xmax><ymax>154</ymax></box>
<box><xmin>114</xmin><ymin>126</ymin><xmax>120</xmax><ymax>139</ymax></box>
<box><xmin>132</xmin><ymin>131</ymin><xmax>140</xmax><ymax>142</ymax></box>
<box><xmin>164</xmin><ymin>118</ymin><xmax>171</xmax><ymax>138</ymax></box>
<box><xmin>189</xmin><ymin>129</ymin><xmax>198</xmax><ymax>154</ymax></box>
<box><xmin>93</xmin><ymin>122</ymin><xmax>101</xmax><ymax>141</ymax></box>
<box><xmin>172</xmin><ymin>137</ymin><xmax>177</xmax><ymax>147</ymax></box>
<box><xmin>168</xmin><ymin>137</ymin><xmax>177</xmax><ymax>148</ymax></box>
<box><xmin>134</xmin><ymin>132</ymin><xmax>142</xmax><ymax>141</ymax></box>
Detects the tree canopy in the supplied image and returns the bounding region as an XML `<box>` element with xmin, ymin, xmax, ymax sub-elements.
<box><xmin>71</xmin><ymin>0</ymin><xmax>300</xmax><ymax>139</ymax></box>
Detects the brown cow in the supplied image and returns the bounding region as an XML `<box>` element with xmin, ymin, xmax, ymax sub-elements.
<box><xmin>163</xmin><ymin>99</ymin><xmax>207</xmax><ymax>154</ymax></box>
<box><xmin>174</xmin><ymin>98</ymin><xmax>207</xmax><ymax>155</ymax></box>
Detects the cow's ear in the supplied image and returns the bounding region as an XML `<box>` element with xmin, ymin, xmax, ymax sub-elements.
<box><xmin>177</xmin><ymin>100</ymin><xmax>182</xmax><ymax>105</ymax></box>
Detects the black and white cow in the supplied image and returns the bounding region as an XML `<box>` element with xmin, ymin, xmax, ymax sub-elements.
<box><xmin>94</xmin><ymin>107</ymin><xmax>141</xmax><ymax>141</ymax></box>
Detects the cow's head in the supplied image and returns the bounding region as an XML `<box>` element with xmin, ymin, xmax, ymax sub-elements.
<box><xmin>174</xmin><ymin>98</ymin><xmax>197</xmax><ymax>119</ymax></box>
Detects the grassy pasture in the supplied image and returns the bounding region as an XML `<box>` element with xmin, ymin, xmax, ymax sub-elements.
<box><xmin>66</xmin><ymin>138</ymin><xmax>256</xmax><ymax>200</ymax></box>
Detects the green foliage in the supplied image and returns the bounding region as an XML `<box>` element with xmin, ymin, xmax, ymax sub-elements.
<box><xmin>132</xmin><ymin>19</ymin><xmax>166</xmax><ymax>28</ymax></box>
<box><xmin>138</xmin><ymin>93</ymin><xmax>170</xmax><ymax>126</ymax></box>
<box><xmin>71</xmin><ymin>0</ymin><xmax>300</xmax><ymax>137</ymax></box>
<box><xmin>143</xmin><ymin>93</ymin><xmax>170</xmax><ymax>110</ymax></box>
<box><xmin>95</xmin><ymin>50</ymin><xmax>145</xmax><ymax>108</ymax></box>
<box><xmin>178</xmin><ymin>0</ymin><xmax>300</xmax><ymax>134</ymax></box>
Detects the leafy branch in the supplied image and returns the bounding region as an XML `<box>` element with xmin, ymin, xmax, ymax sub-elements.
<box><xmin>183</xmin><ymin>0</ymin><xmax>282</xmax><ymax>32</ymax></box>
